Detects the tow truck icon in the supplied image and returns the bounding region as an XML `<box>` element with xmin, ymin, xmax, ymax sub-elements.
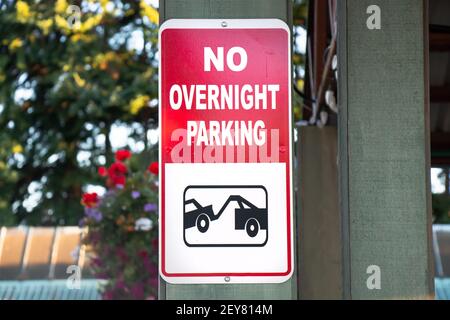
<box><xmin>183</xmin><ymin>186</ymin><xmax>268</xmax><ymax>247</ymax></box>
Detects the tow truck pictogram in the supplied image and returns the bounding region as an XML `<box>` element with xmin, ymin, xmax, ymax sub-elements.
<box><xmin>184</xmin><ymin>195</ymin><xmax>268</xmax><ymax>238</ymax></box>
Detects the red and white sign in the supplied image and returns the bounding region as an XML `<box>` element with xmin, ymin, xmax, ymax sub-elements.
<box><xmin>159</xmin><ymin>19</ymin><xmax>293</xmax><ymax>284</ymax></box>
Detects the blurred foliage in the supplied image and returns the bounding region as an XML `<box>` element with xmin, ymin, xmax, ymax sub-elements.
<box><xmin>434</xmin><ymin>169</ymin><xmax>450</xmax><ymax>224</ymax></box>
<box><xmin>293</xmin><ymin>0</ymin><xmax>308</xmax><ymax>26</ymax></box>
<box><xmin>0</xmin><ymin>0</ymin><xmax>159</xmax><ymax>226</ymax></box>
<box><xmin>293</xmin><ymin>0</ymin><xmax>308</xmax><ymax>122</ymax></box>
<box><xmin>433</xmin><ymin>194</ymin><xmax>450</xmax><ymax>224</ymax></box>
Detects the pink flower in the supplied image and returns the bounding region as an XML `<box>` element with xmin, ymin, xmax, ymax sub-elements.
<box><xmin>115</xmin><ymin>279</ymin><xmax>126</xmax><ymax>290</ymax></box>
<box><xmin>131</xmin><ymin>283</ymin><xmax>145</xmax><ymax>299</ymax></box>
<box><xmin>138</xmin><ymin>250</ymin><xmax>149</xmax><ymax>259</ymax></box>
<box><xmin>116</xmin><ymin>247</ymin><xmax>128</xmax><ymax>262</ymax></box>
<box><xmin>103</xmin><ymin>290</ymin><xmax>114</xmax><ymax>300</ymax></box>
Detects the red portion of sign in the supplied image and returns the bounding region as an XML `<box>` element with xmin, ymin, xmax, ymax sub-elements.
<box><xmin>160</xmin><ymin>26</ymin><xmax>292</xmax><ymax>278</ymax></box>
<box><xmin>161</xmin><ymin>28</ymin><xmax>290</xmax><ymax>164</ymax></box>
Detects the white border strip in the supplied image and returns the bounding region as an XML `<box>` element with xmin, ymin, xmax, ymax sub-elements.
<box><xmin>159</xmin><ymin>18</ymin><xmax>290</xmax><ymax>32</ymax></box>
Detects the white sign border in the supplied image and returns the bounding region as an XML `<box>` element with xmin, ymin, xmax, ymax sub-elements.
<box><xmin>158</xmin><ymin>19</ymin><xmax>294</xmax><ymax>285</ymax></box>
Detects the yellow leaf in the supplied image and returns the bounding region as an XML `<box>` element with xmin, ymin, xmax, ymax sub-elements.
<box><xmin>125</xmin><ymin>9</ymin><xmax>135</xmax><ymax>16</ymax></box>
<box><xmin>70</xmin><ymin>33</ymin><xmax>94</xmax><ymax>42</ymax></box>
<box><xmin>37</xmin><ymin>18</ymin><xmax>53</xmax><ymax>35</ymax></box>
<box><xmin>140</xmin><ymin>1</ymin><xmax>159</xmax><ymax>24</ymax></box>
<box><xmin>55</xmin><ymin>0</ymin><xmax>68</xmax><ymax>14</ymax></box>
<box><xmin>100</xmin><ymin>0</ymin><xmax>110</xmax><ymax>11</ymax></box>
<box><xmin>16</xmin><ymin>1</ymin><xmax>32</xmax><ymax>23</ymax></box>
<box><xmin>12</xmin><ymin>144</ymin><xmax>23</xmax><ymax>154</ymax></box>
<box><xmin>73</xmin><ymin>73</ymin><xmax>86</xmax><ymax>87</ymax></box>
<box><xmin>129</xmin><ymin>95</ymin><xmax>150</xmax><ymax>115</ymax></box>
<box><xmin>93</xmin><ymin>51</ymin><xmax>118</xmax><ymax>68</ymax></box>
<box><xmin>9</xmin><ymin>38</ymin><xmax>23</xmax><ymax>51</ymax></box>
<box><xmin>77</xmin><ymin>15</ymin><xmax>101</xmax><ymax>33</ymax></box>
<box><xmin>0</xmin><ymin>200</ymin><xmax>7</xmax><ymax>209</ymax></box>
<box><xmin>296</xmin><ymin>79</ymin><xmax>304</xmax><ymax>92</ymax></box>
<box><xmin>55</xmin><ymin>15</ymin><xmax>69</xmax><ymax>31</ymax></box>
<box><xmin>84</xmin><ymin>34</ymin><xmax>95</xmax><ymax>42</ymax></box>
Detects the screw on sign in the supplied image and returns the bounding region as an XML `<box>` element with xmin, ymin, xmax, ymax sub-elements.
<box><xmin>159</xmin><ymin>19</ymin><xmax>294</xmax><ymax>284</ymax></box>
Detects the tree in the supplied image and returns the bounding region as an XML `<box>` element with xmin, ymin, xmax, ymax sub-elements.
<box><xmin>438</xmin><ymin>168</ymin><xmax>449</xmax><ymax>195</ymax></box>
<box><xmin>0</xmin><ymin>0</ymin><xmax>159</xmax><ymax>226</ymax></box>
<box><xmin>293</xmin><ymin>0</ymin><xmax>308</xmax><ymax>121</ymax></box>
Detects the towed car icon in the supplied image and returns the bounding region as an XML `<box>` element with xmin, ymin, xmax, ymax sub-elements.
<box><xmin>183</xmin><ymin>199</ymin><xmax>215</xmax><ymax>233</ymax></box>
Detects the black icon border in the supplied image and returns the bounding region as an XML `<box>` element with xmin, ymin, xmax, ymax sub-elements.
<box><xmin>183</xmin><ymin>185</ymin><xmax>269</xmax><ymax>248</ymax></box>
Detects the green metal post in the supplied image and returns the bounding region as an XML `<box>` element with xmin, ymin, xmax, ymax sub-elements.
<box><xmin>158</xmin><ymin>0</ymin><xmax>296</xmax><ymax>300</ymax></box>
<box><xmin>337</xmin><ymin>0</ymin><xmax>434</xmax><ymax>299</ymax></box>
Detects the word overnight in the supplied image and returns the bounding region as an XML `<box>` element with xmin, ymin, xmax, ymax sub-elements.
<box><xmin>169</xmin><ymin>84</ymin><xmax>280</xmax><ymax>111</ymax></box>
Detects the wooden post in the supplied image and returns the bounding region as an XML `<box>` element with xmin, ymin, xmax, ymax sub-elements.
<box><xmin>337</xmin><ymin>0</ymin><xmax>434</xmax><ymax>299</ymax></box>
<box><xmin>159</xmin><ymin>0</ymin><xmax>296</xmax><ymax>300</ymax></box>
<box><xmin>312</xmin><ymin>0</ymin><xmax>328</xmax><ymax>95</ymax></box>
<box><xmin>297</xmin><ymin>126</ymin><xmax>342</xmax><ymax>299</ymax></box>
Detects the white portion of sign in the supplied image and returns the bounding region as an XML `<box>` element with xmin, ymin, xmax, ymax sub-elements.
<box><xmin>162</xmin><ymin>163</ymin><xmax>292</xmax><ymax>284</ymax></box>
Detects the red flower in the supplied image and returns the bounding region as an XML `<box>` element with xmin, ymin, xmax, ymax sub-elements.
<box><xmin>102</xmin><ymin>291</ymin><xmax>114</xmax><ymax>300</ymax></box>
<box><xmin>148</xmin><ymin>162</ymin><xmax>158</xmax><ymax>175</ymax></box>
<box><xmin>112</xmin><ymin>175</ymin><xmax>126</xmax><ymax>187</ymax></box>
<box><xmin>108</xmin><ymin>162</ymin><xmax>127</xmax><ymax>187</ymax></box>
<box><xmin>115</xmin><ymin>149</ymin><xmax>131</xmax><ymax>162</ymax></box>
<box><xmin>98</xmin><ymin>166</ymin><xmax>107</xmax><ymax>177</ymax></box>
<box><xmin>81</xmin><ymin>192</ymin><xmax>98</xmax><ymax>208</ymax></box>
<box><xmin>108</xmin><ymin>161</ymin><xmax>127</xmax><ymax>177</ymax></box>
<box><xmin>116</xmin><ymin>247</ymin><xmax>128</xmax><ymax>262</ymax></box>
<box><xmin>151</xmin><ymin>238</ymin><xmax>158</xmax><ymax>252</ymax></box>
<box><xmin>138</xmin><ymin>250</ymin><xmax>149</xmax><ymax>259</ymax></box>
